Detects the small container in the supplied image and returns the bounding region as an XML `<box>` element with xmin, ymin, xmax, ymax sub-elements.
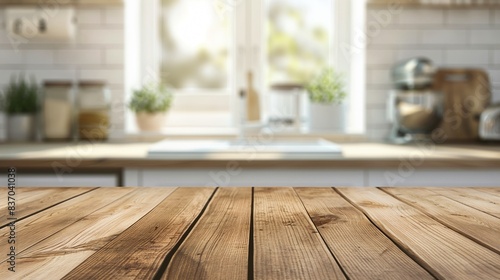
<box><xmin>268</xmin><ymin>83</ymin><xmax>307</xmax><ymax>131</ymax></box>
<box><xmin>77</xmin><ymin>81</ymin><xmax>111</xmax><ymax>141</ymax></box>
<box><xmin>43</xmin><ymin>81</ymin><xmax>74</xmax><ymax>141</ymax></box>
<box><xmin>479</xmin><ymin>103</ymin><xmax>500</xmax><ymax>141</ymax></box>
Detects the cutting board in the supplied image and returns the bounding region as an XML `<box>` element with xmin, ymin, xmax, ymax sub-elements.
<box><xmin>433</xmin><ymin>69</ymin><xmax>491</xmax><ymax>142</ymax></box>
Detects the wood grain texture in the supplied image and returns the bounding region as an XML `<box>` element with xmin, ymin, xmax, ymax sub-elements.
<box><xmin>162</xmin><ymin>188</ymin><xmax>251</xmax><ymax>280</ymax></box>
<box><xmin>1</xmin><ymin>187</ymin><xmax>499</xmax><ymax>278</ymax></box>
<box><xmin>0</xmin><ymin>187</ymin><xmax>95</xmax><ymax>227</ymax></box>
<box><xmin>338</xmin><ymin>187</ymin><xmax>500</xmax><ymax>279</ymax></box>
<box><xmin>0</xmin><ymin>187</ymin><xmax>177</xmax><ymax>280</ymax></box>
<box><xmin>62</xmin><ymin>187</ymin><xmax>215</xmax><ymax>280</ymax></box>
<box><xmin>5</xmin><ymin>158</ymin><xmax>500</xmax><ymax>170</ymax></box>
<box><xmin>475</xmin><ymin>187</ymin><xmax>500</xmax><ymax>198</ymax></box>
<box><xmin>0</xmin><ymin>187</ymin><xmax>133</xmax><ymax>265</ymax></box>
<box><xmin>253</xmin><ymin>187</ymin><xmax>346</xmax><ymax>280</ymax></box>
<box><xmin>295</xmin><ymin>187</ymin><xmax>434</xmax><ymax>280</ymax></box>
<box><xmin>0</xmin><ymin>188</ymin><xmax>7</xmax><ymax>210</ymax></box>
<box><xmin>383</xmin><ymin>187</ymin><xmax>500</xmax><ymax>254</ymax></box>
<box><xmin>428</xmin><ymin>187</ymin><xmax>500</xmax><ymax>218</ymax></box>
<box><xmin>2</xmin><ymin>143</ymin><xmax>500</xmax><ymax>169</ymax></box>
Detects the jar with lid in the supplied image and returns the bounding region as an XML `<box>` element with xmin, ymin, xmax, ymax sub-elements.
<box><xmin>268</xmin><ymin>83</ymin><xmax>308</xmax><ymax>132</ymax></box>
<box><xmin>77</xmin><ymin>81</ymin><xmax>111</xmax><ymax>141</ymax></box>
<box><xmin>43</xmin><ymin>81</ymin><xmax>75</xmax><ymax>141</ymax></box>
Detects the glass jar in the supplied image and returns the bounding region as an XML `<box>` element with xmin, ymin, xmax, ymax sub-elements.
<box><xmin>268</xmin><ymin>83</ymin><xmax>308</xmax><ymax>131</ymax></box>
<box><xmin>77</xmin><ymin>81</ymin><xmax>111</xmax><ymax>141</ymax></box>
<box><xmin>43</xmin><ymin>81</ymin><xmax>74</xmax><ymax>141</ymax></box>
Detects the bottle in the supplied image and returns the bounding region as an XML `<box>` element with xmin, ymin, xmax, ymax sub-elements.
<box><xmin>246</xmin><ymin>71</ymin><xmax>260</xmax><ymax>122</ymax></box>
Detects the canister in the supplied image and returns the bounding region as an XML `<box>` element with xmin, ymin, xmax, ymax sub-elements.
<box><xmin>77</xmin><ymin>81</ymin><xmax>111</xmax><ymax>141</ymax></box>
<box><xmin>268</xmin><ymin>83</ymin><xmax>307</xmax><ymax>131</ymax></box>
<box><xmin>43</xmin><ymin>81</ymin><xmax>74</xmax><ymax>141</ymax></box>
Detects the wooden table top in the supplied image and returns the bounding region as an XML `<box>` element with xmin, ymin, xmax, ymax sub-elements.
<box><xmin>2</xmin><ymin>142</ymin><xmax>500</xmax><ymax>169</ymax></box>
<box><xmin>1</xmin><ymin>187</ymin><xmax>500</xmax><ymax>279</ymax></box>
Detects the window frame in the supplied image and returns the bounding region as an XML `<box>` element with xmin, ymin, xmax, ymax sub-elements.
<box><xmin>125</xmin><ymin>0</ymin><xmax>365</xmax><ymax>134</ymax></box>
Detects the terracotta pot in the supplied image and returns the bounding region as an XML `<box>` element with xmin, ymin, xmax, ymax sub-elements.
<box><xmin>135</xmin><ymin>112</ymin><xmax>167</xmax><ymax>132</ymax></box>
<box><xmin>308</xmin><ymin>103</ymin><xmax>345</xmax><ymax>132</ymax></box>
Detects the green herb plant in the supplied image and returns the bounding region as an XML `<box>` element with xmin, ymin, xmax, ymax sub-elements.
<box><xmin>305</xmin><ymin>68</ymin><xmax>347</xmax><ymax>104</ymax></box>
<box><xmin>0</xmin><ymin>74</ymin><xmax>40</xmax><ymax>114</ymax></box>
<box><xmin>129</xmin><ymin>83</ymin><xmax>173</xmax><ymax>113</ymax></box>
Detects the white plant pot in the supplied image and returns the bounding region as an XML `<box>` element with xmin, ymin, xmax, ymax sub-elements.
<box><xmin>135</xmin><ymin>112</ymin><xmax>167</xmax><ymax>132</ymax></box>
<box><xmin>7</xmin><ymin>114</ymin><xmax>36</xmax><ymax>142</ymax></box>
<box><xmin>308</xmin><ymin>103</ymin><xmax>345</xmax><ymax>132</ymax></box>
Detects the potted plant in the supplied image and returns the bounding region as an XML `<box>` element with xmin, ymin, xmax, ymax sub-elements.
<box><xmin>305</xmin><ymin>68</ymin><xmax>347</xmax><ymax>132</ymax></box>
<box><xmin>0</xmin><ymin>75</ymin><xmax>40</xmax><ymax>141</ymax></box>
<box><xmin>129</xmin><ymin>83</ymin><xmax>173</xmax><ymax>132</ymax></box>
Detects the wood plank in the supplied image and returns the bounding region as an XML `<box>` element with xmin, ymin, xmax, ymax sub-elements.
<box><xmin>0</xmin><ymin>188</ymin><xmax>7</xmax><ymax>207</ymax></box>
<box><xmin>253</xmin><ymin>187</ymin><xmax>346</xmax><ymax>280</ymax></box>
<box><xmin>0</xmin><ymin>187</ymin><xmax>134</xmax><ymax>264</ymax></box>
<box><xmin>338</xmin><ymin>187</ymin><xmax>500</xmax><ymax>279</ymax></box>
<box><xmin>428</xmin><ymin>188</ymin><xmax>500</xmax><ymax>219</ymax></box>
<box><xmin>0</xmin><ymin>187</ymin><xmax>95</xmax><ymax>227</ymax></box>
<box><xmin>5</xmin><ymin>158</ymin><xmax>500</xmax><ymax>170</ymax></box>
<box><xmin>162</xmin><ymin>188</ymin><xmax>251</xmax><ymax>280</ymax></box>
<box><xmin>0</xmin><ymin>187</ymin><xmax>176</xmax><ymax>280</ymax></box>
<box><xmin>62</xmin><ymin>187</ymin><xmax>216</xmax><ymax>280</ymax></box>
<box><xmin>383</xmin><ymin>188</ymin><xmax>500</xmax><ymax>254</ymax></box>
<box><xmin>7</xmin><ymin>188</ymin><xmax>45</xmax><ymax>201</ymax></box>
<box><xmin>475</xmin><ymin>187</ymin><xmax>500</xmax><ymax>198</ymax></box>
<box><xmin>295</xmin><ymin>187</ymin><xmax>433</xmax><ymax>280</ymax></box>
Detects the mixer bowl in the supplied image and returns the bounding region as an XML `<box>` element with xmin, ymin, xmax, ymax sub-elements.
<box><xmin>393</xmin><ymin>90</ymin><xmax>443</xmax><ymax>135</ymax></box>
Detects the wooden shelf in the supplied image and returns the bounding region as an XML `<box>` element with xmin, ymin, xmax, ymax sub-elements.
<box><xmin>0</xmin><ymin>0</ymin><xmax>123</xmax><ymax>6</ymax></box>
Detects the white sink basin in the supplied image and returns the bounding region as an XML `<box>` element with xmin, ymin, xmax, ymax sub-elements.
<box><xmin>148</xmin><ymin>139</ymin><xmax>342</xmax><ymax>158</ymax></box>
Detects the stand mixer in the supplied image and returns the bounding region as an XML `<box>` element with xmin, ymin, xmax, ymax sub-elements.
<box><xmin>387</xmin><ymin>57</ymin><xmax>444</xmax><ymax>143</ymax></box>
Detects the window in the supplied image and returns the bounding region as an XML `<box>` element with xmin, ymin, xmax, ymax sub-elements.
<box><xmin>126</xmin><ymin>0</ymin><xmax>365</xmax><ymax>134</ymax></box>
<box><xmin>160</xmin><ymin>0</ymin><xmax>232</xmax><ymax>91</ymax></box>
<box><xmin>266</xmin><ymin>0</ymin><xmax>332</xmax><ymax>85</ymax></box>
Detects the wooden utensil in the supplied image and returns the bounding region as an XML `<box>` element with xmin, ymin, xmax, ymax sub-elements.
<box><xmin>246</xmin><ymin>71</ymin><xmax>261</xmax><ymax>122</ymax></box>
<box><xmin>433</xmin><ymin>68</ymin><xmax>491</xmax><ymax>142</ymax></box>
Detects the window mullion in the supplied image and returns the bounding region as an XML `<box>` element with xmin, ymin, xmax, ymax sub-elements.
<box><xmin>231</xmin><ymin>0</ymin><xmax>247</xmax><ymax>127</ymax></box>
<box><xmin>251</xmin><ymin>0</ymin><xmax>265</xmax><ymax>122</ymax></box>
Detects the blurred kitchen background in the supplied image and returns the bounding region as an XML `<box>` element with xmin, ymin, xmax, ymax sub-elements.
<box><xmin>0</xmin><ymin>0</ymin><xmax>499</xmax><ymax>142</ymax></box>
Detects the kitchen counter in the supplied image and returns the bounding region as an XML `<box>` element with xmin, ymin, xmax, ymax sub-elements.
<box><xmin>0</xmin><ymin>142</ymin><xmax>500</xmax><ymax>169</ymax></box>
<box><xmin>1</xmin><ymin>187</ymin><xmax>499</xmax><ymax>279</ymax></box>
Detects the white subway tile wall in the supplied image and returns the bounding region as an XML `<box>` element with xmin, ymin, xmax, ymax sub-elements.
<box><xmin>447</xmin><ymin>10</ymin><xmax>490</xmax><ymax>25</ymax></box>
<box><xmin>366</xmin><ymin>7</ymin><xmax>500</xmax><ymax>141</ymax></box>
<box><xmin>1</xmin><ymin>6</ymin><xmax>498</xmax><ymax>141</ymax></box>
<box><xmin>0</xmin><ymin>7</ymin><xmax>124</xmax><ymax>141</ymax></box>
<box><xmin>422</xmin><ymin>29</ymin><xmax>469</xmax><ymax>45</ymax></box>
<box><xmin>397</xmin><ymin>9</ymin><xmax>444</xmax><ymax>25</ymax></box>
<box><xmin>55</xmin><ymin>49</ymin><xmax>103</xmax><ymax>65</ymax></box>
<box><xmin>105</xmin><ymin>49</ymin><xmax>124</xmax><ymax>65</ymax></box>
<box><xmin>494</xmin><ymin>10</ymin><xmax>500</xmax><ymax>24</ymax></box>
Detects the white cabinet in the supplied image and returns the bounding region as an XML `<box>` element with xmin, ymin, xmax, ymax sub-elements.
<box><xmin>367</xmin><ymin>169</ymin><xmax>500</xmax><ymax>187</ymax></box>
<box><xmin>125</xmin><ymin>167</ymin><xmax>500</xmax><ymax>187</ymax></box>
<box><xmin>125</xmin><ymin>168</ymin><xmax>365</xmax><ymax>187</ymax></box>
<box><xmin>16</xmin><ymin>173</ymin><xmax>119</xmax><ymax>187</ymax></box>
